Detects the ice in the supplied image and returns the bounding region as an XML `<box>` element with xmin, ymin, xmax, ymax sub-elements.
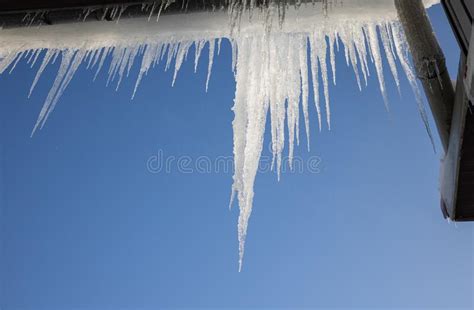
<box><xmin>391</xmin><ymin>21</ymin><xmax>434</xmax><ymax>146</ymax></box>
<box><xmin>206</xmin><ymin>39</ymin><xmax>216</xmax><ymax>92</ymax></box>
<box><xmin>380</xmin><ymin>24</ymin><xmax>400</xmax><ymax>94</ymax></box>
<box><xmin>298</xmin><ymin>37</ymin><xmax>310</xmax><ymax>151</ymax></box>
<box><xmin>234</xmin><ymin>35</ymin><xmax>270</xmax><ymax>271</ymax></box>
<box><xmin>367</xmin><ymin>23</ymin><xmax>389</xmax><ymax>111</ymax></box>
<box><xmin>29</xmin><ymin>49</ymin><xmax>58</xmax><ymax>98</ymax></box>
<box><xmin>0</xmin><ymin>0</ymin><xmax>439</xmax><ymax>270</ymax></box>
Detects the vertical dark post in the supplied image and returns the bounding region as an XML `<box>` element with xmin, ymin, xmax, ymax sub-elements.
<box><xmin>395</xmin><ymin>0</ymin><xmax>454</xmax><ymax>151</ymax></box>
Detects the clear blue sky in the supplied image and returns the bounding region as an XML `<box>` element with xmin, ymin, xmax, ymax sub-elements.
<box><xmin>1</xmin><ymin>4</ymin><xmax>472</xmax><ymax>309</ymax></box>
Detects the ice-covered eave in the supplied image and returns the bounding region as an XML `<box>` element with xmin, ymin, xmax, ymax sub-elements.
<box><xmin>0</xmin><ymin>0</ymin><xmax>442</xmax><ymax>270</ymax></box>
<box><xmin>0</xmin><ymin>0</ymin><xmax>439</xmax><ymax>30</ymax></box>
<box><xmin>0</xmin><ymin>0</ymin><xmax>438</xmax><ymax>52</ymax></box>
<box><xmin>0</xmin><ymin>6</ymin><xmax>399</xmax><ymax>49</ymax></box>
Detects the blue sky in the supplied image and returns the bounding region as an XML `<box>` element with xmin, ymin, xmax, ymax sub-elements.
<box><xmin>1</xmin><ymin>4</ymin><xmax>473</xmax><ymax>309</ymax></box>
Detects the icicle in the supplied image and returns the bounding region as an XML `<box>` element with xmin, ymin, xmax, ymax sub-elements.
<box><xmin>236</xmin><ymin>36</ymin><xmax>268</xmax><ymax>272</ymax></box>
<box><xmin>367</xmin><ymin>23</ymin><xmax>389</xmax><ymax>110</ymax></box>
<box><xmin>328</xmin><ymin>33</ymin><xmax>337</xmax><ymax>86</ymax></box>
<box><xmin>380</xmin><ymin>23</ymin><xmax>400</xmax><ymax>94</ymax></box>
<box><xmin>353</xmin><ymin>26</ymin><xmax>370</xmax><ymax>87</ymax></box>
<box><xmin>299</xmin><ymin>36</ymin><xmax>310</xmax><ymax>151</ymax></box>
<box><xmin>317</xmin><ymin>31</ymin><xmax>331</xmax><ymax>129</ymax></box>
<box><xmin>93</xmin><ymin>47</ymin><xmax>112</xmax><ymax>81</ymax></box>
<box><xmin>82</xmin><ymin>8</ymin><xmax>92</xmax><ymax>22</ymax></box>
<box><xmin>172</xmin><ymin>42</ymin><xmax>191</xmax><ymax>86</ymax></box>
<box><xmin>29</xmin><ymin>49</ymin><xmax>57</xmax><ymax>98</ymax></box>
<box><xmin>229</xmin><ymin>37</ymin><xmax>250</xmax><ymax>212</ymax></box>
<box><xmin>391</xmin><ymin>22</ymin><xmax>435</xmax><ymax>148</ymax></box>
<box><xmin>147</xmin><ymin>2</ymin><xmax>157</xmax><ymax>21</ymax></box>
<box><xmin>217</xmin><ymin>38</ymin><xmax>223</xmax><ymax>55</ymax></box>
<box><xmin>286</xmin><ymin>35</ymin><xmax>301</xmax><ymax>167</ymax></box>
<box><xmin>8</xmin><ymin>50</ymin><xmax>26</xmax><ymax>74</ymax></box>
<box><xmin>31</xmin><ymin>49</ymin><xmax>78</xmax><ymax>134</ymax></box>
<box><xmin>194</xmin><ymin>40</ymin><xmax>206</xmax><ymax>73</ymax></box>
<box><xmin>132</xmin><ymin>43</ymin><xmax>161</xmax><ymax>99</ymax></box>
<box><xmin>206</xmin><ymin>39</ymin><xmax>216</xmax><ymax>92</ymax></box>
<box><xmin>309</xmin><ymin>36</ymin><xmax>322</xmax><ymax>132</ymax></box>
<box><xmin>342</xmin><ymin>28</ymin><xmax>362</xmax><ymax>91</ymax></box>
<box><xmin>29</xmin><ymin>49</ymin><xmax>42</xmax><ymax>68</ymax></box>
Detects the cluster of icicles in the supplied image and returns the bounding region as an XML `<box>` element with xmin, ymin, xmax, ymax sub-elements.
<box><xmin>0</xmin><ymin>0</ymin><xmax>437</xmax><ymax>271</ymax></box>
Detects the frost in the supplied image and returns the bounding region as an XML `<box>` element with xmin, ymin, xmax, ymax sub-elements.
<box><xmin>0</xmin><ymin>0</ymin><xmax>439</xmax><ymax>270</ymax></box>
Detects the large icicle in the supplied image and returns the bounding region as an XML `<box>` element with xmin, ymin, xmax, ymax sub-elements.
<box><xmin>0</xmin><ymin>0</ymin><xmax>440</xmax><ymax>270</ymax></box>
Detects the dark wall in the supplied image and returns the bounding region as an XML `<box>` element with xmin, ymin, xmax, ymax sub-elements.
<box><xmin>442</xmin><ymin>0</ymin><xmax>473</xmax><ymax>55</ymax></box>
